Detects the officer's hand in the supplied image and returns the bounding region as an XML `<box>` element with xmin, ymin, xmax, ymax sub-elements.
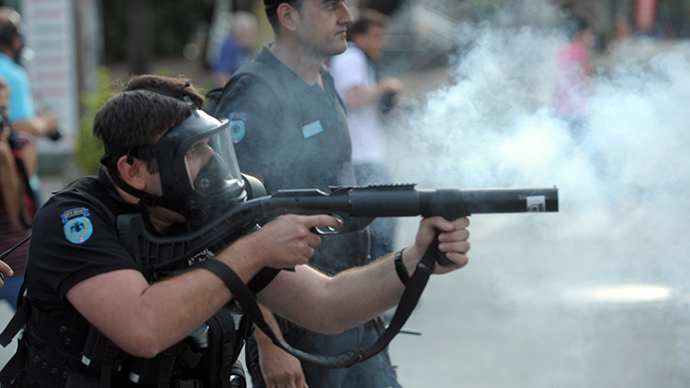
<box><xmin>37</xmin><ymin>110</ymin><xmax>59</xmax><ymax>139</ymax></box>
<box><xmin>259</xmin><ymin>343</ymin><xmax>308</xmax><ymax>388</ymax></box>
<box><xmin>0</xmin><ymin>260</ymin><xmax>14</xmax><ymax>287</ymax></box>
<box><xmin>403</xmin><ymin>216</ymin><xmax>470</xmax><ymax>275</ymax></box>
<box><xmin>252</xmin><ymin>214</ymin><xmax>341</xmax><ymax>269</ymax></box>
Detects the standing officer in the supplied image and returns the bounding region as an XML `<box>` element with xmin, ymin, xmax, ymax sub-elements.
<box><xmin>207</xmin><ymin>1</ymin><xmax>405</xmax><ymax>387</ymax></box>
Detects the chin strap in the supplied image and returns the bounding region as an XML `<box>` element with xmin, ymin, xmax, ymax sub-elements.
<box><xmin>101</xmin><ymin>167</ymin><xmax>158</xmax><ymax>207</ymax></box>
<box><xmin>98</xmin><ymin>168</ymin><xmax>162</xmax><ymax>233</ymax></box>
<box><xmin>194</xmin><ymin>233</ymin><xmax>442</xmax><ymax>369</ymax></box>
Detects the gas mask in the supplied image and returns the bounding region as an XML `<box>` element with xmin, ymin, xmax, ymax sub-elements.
<box><xmin>106</xmin><ymin>110</ymin><xmax>248</xmax><ymax>226</ymax></box>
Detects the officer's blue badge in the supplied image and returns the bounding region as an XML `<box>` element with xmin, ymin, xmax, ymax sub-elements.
<box><xmin>229</xmin><ymin>112</ymin><xmax>247</xmax><ymax>144</ymax></box>
<box><xmin>302</xmin><ymin>120</ymin><xmax>324</xmax><ymax>139</ymax></box>
<box><xmin>61</xmin><ymin>207</ymin><xmax>93</xmax><ymax>244</ymax></box>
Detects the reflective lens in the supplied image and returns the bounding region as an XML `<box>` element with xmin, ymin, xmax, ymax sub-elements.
<box><xmin>181</xmin><ymin>125</ymin><xmax>243</xmax><ymax>200</ymax></box>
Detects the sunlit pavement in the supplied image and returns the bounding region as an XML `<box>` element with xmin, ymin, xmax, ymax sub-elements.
<box><xmin>1</xmin><ymin>249</ymin><xmax>683</xmax><ymax>388</ymax></box>
<box><xmin>384</xmin><ymin>214</ymin><xmax>688</xmax><ymax>388</ymax></box>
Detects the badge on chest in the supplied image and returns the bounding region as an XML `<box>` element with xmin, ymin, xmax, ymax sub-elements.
<box><xmin>302</xmin><ymin>120</ymin><xmax>324</xmax><ymax>139</ymax></box>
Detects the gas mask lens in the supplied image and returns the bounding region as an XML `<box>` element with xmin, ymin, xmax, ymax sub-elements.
<box><xmin>182</xmin><ymin>123</ymin><xmax>243</xmax><ymax>200</ymax></box>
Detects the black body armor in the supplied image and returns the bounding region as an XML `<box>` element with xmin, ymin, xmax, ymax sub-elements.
<box><xmin>0</xmin><ymin>176</ymin><xmax>251</xmax><ymax>388</ymax></box>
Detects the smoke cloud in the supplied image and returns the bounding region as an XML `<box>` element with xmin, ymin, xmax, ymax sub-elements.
<box><xmin>385</xmin><ymin>18</ymin><xmax>690</xmax><ymax>388</ymax></box>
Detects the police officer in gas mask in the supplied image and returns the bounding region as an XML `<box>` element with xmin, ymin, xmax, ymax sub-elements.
<box><xmin>0</xmin><ymin>75</ymin><xmax>471</xmax><ymax>388</ymax></box>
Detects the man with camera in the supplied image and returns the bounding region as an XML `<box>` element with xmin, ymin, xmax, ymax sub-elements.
<box><xmin>0</xmin><ymin>76</ymin><xmax>31</xmax><ymax>309</ymax></box>
<box><xmin>0</xmin><ymin>7</ymin><xmax>59</xmax><ymax>141</ymax></box>
<box><xmin>0</xmin><ymin>7</ymin><xmax>61</xmax><ymax>211</ymax></box>
<box><xmin>0</xmin><ymin>75</ymin><xmax>470</xmax><ymax>388</ymax></box>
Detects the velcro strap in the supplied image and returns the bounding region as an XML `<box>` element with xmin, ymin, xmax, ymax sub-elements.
<box><xmin>99</xmin><ymin>343</ymin><xmax>119</xmax><ymax>388</ymax></box>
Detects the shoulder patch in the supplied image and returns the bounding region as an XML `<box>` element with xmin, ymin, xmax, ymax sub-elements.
<box><xmin>229</xmin><ymin>112</ymin><xmax>247</xmax><ymax>144</ymax></box>
<box><xmin>61</xmin><ymin>207</ymin><xmax>93</xmax><ymax>244</ymax></box>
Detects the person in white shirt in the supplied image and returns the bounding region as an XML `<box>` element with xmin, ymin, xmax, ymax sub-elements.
<box><xmin>331</xmin><ymin>9</ymin><xmax>403</xmax><ymax>261</ymax></box>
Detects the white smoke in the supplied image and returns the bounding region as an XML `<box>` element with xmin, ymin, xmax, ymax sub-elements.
<box><xmin>385</xmin><ymin>20</ymin><xmax>690</xmax><ymax>388</ymax></box>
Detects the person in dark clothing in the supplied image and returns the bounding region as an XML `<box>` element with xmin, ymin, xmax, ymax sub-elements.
<box><xmin>0</xmin><ymin>74</ymin><xmax>471</xmax><ymax>388</ymax></box>
<box><xmin>0</xmin><ymin>76</ymin><xmax>31</xmax><ymax>309</ymax></box>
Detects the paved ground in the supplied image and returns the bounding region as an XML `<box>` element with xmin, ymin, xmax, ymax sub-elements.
<box><xmin>385</xmin><ymin>210</ymin><xmax>690</xmax><ymax>388</ymax></box>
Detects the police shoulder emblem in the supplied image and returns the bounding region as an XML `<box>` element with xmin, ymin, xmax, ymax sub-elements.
<box><xmin>61</xmin><ymin>207</ymin><xmax>93</xmax><ymax>244</ymax></box>
<box><xmin>229</xmin><ymin>112</ymin><xmax>247</xmax><ymax>144</ymax></box>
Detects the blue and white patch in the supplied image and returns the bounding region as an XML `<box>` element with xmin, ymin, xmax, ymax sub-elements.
<box><xmin>187</xmin><ymin>249</ymin><xmax>216</xmax><ymax>267</ymax></box>
<box><xmin>61</xmin><ymin>207</ymin><xmax>93</xmax><ymax>244</ymax></box>
<box><xmin>302</xmin><ymin>120</ymin><xmax>324</xmax><ymax>139</ymax></box>
<box><xmin>229</xmin><ymin>112</ymin><xmax>247</xmax><ymax>144</ymax></box>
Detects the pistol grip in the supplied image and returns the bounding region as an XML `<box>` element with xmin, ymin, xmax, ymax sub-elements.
<box><xmin>435</xmin><ymin>229</ymin><xmax>454</xmax><ymax>266</ymax></box>
<box><xmin>421</xmin><ymin>229</ymin><xmax>452</xmax><ymax>267</ymax></box>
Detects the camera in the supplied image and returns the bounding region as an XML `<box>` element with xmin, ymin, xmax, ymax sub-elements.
<box><xmin>47</xmin><ymin>126</ymin><xmax>61</xmax><ymax>141</ymax></box>
<box><xmin>0</xmin><ymin>110</ymin><xmax>11</xmax><ymax>137</ymax></box>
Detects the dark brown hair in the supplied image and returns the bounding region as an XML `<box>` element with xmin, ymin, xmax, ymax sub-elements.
<box><xmin>265</xmin><ymin>0</ymin><xmax>303</xmax><ymax>34</ymax></box>
<box><xmin>347</xmin><ymin>8</ymin><xmax>389</xmax><ymax>41</ymax></box>
<box><xmin>124</xmin><ymin>74</ymin><xmax>205</xmax><ymax>109</ymax></box>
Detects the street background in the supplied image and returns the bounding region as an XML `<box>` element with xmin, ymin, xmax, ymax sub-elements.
<box><xmin>2</xmin><ymin>0</ymin><xmax>690</xmax><ymax>387</ymax></box>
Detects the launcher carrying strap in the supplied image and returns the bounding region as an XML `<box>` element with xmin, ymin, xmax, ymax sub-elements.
<box><xmin>195</xmin><ymin>235</ymin><xmax>441</xmax><ymax>369</ymax></box>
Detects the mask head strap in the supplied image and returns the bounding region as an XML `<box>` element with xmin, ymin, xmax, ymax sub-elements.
<box><xmin>139</xmin><ymin>82</ymin><xmax>196</xmax><ymax>108</ymax></box>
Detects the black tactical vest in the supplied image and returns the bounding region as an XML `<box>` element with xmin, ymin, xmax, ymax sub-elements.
<box><xmin>0</xmin><ymin>175</ymin><xmax>250</xmax><ymax>388</ymax></box>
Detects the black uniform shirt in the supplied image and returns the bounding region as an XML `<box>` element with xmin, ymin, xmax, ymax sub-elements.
<box><xmin>25</xmin><ymin>173</ymin><xmax>279</xmax><ymax>307</ymax></box>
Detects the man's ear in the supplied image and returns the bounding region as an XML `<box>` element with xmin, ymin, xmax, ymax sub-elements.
<box><xmin>116</xmin><ymin>155</ymin><xmax>146</xmax><ymax>190</ymax></box>
<box><xmin>276</xmin><ymin>2</ymin><xmax>299</xmax><ymax>33</ymax></box>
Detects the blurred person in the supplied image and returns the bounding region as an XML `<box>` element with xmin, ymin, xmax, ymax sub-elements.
<box><xmin>0</xmin><ymin>74</ymin><xmax>471</xmax><ymax>388</ymax></box>
<box><xmin>0</xmin><ymin>7</ymin><xmax>60</xmax><ymax>206</ymax></box>
<box><xmin>0</xmin><ymin>7</ymin><xmax>60</xmax><ymax>141</ymax></box>
<box><xmin>207</xmin><ymin>1</ymin><xmax>404</xmax><ymax>387</ymax></box>
<box><xmin>615</xmin><ymin>13</ymin><xmax>633</xmax><ymax>39</ymax></box>
<box><xmin>0</xmin><ymin>76</ymin><xmax>30</xmax><ymax>310</ymax></box>
<box><xmin>330</xmin><ymin>8</ymin><xmax>403</xmax><ymax>262</ymax></box>
<box><xmin>555</xmin><ymin>18</ymin><xmax>594</xmax><ymax>139</ymax></box>
<box><xmin>212</xmin><ymin>11</ymin><xmax>260</xmax><ymax>88</ymax></box>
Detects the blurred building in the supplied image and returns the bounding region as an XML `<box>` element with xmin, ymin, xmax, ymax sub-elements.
<box><xmin>0</xmin><ymin>0</ymin><xmax>100</xmax><ymax>173</ymax></box>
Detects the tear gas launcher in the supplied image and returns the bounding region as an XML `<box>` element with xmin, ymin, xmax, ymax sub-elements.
<box><xmin>119</xmin><ymin>181</ymin><xmax>559</xmax><ymax>272</ymax></box>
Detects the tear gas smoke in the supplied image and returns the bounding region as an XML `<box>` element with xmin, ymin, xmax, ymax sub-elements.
<box><xmin>384</xmin><ymin>21</ymin><xmax>690</xmax><ymax>388</ymax></box>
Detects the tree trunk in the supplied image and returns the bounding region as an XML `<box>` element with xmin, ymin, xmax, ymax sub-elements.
<box><xmin>126</xmin><ymin>0</ymin><xmax>153</xmax><ymax>75</ymax></box>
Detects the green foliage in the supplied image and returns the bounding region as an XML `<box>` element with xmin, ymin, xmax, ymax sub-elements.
<box><xmin>75</xmin><ymin>67</ymin><xmax>117</xmax><ymax>175</ymax></box>
<box><xmin>101</xmin><ymin>0</ymin><xmax>212</xmax><ymax>62</ymax></box>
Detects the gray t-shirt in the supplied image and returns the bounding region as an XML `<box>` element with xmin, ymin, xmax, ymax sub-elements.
<box><xmin>210</xmin><ymin>45</ymin><xmax>370</xmax><ymax>275</ymax></box>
